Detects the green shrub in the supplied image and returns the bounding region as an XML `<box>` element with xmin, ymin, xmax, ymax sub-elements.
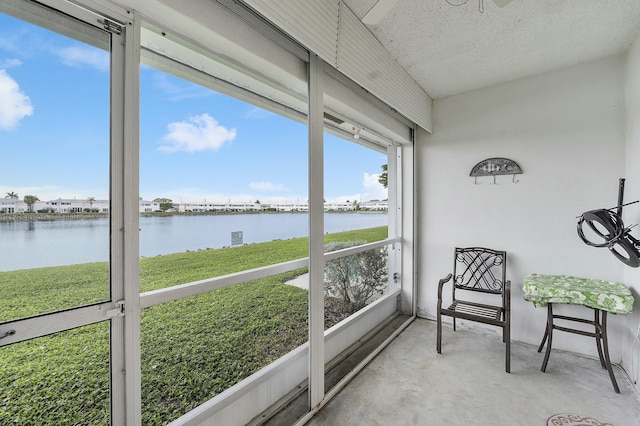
<box><xmin>324</xmin><ymin>241</ymin><xmax>388</xmax><ymax>314</ymax></box>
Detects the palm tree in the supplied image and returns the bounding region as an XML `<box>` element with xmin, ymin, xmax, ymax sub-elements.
<box><xmin>5</xmin><ymin>191</ymin><xmax>18</xmax><ymax>199</ymax></box>
<box><xmin>87</xmin><ymin>196</ymin><xmax>95</xmax><ymax>212</ymax></box>
<box><xmin>23</xmin><ymin>195</ymin><xmax>40</xmax><ymax>213</ymax></box>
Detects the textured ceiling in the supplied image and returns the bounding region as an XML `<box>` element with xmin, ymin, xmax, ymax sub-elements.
<box><xmin>342</xmin><ymin>0</ymin><xmax>640</xmax><ymax>99</ymax></box>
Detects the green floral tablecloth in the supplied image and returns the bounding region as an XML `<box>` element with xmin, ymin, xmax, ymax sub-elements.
<box><xmin>523</xmin><ymin>274</ymin><xmax>634</xmax><ymax>314</ymax></box>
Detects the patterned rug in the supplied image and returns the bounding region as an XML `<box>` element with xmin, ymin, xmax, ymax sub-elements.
<box><xmin>547</xmin><ymin>413</ymin><xmax>614</xmax><ymax>426</ymax></box>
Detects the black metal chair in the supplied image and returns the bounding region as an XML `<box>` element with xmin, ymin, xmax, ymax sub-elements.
<box><xmin>436</xmin><ymin>247</ymin><xmax>511</xmax><ymax>372</ymax></box>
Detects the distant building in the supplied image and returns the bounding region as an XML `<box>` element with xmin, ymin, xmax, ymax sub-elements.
<box><xmin>0</xmin><ymin>199</ymin><xmax>21</xmax><ymax>213</ymax></box>
<box><xmin>261</xmin><ymin>202</ymin><xmax>308</xmax><ymax>212</ymax></box>
<box><xmin>46</xmin><ymin>198</ymin><xmax>109</xmax><ymax>213</ymax></box>
<box><xmin>140</xmin><ymin>200</ymin><xmax>154</xmax><ymax>212</ymax></box>
<box><xmin>178</xmin><ymin>202</ymin><xmax>263</xmax><ymax>212</ymax></box>
<box><xmin>325</xmin><ymin>202</ymin><xmax>356</xmax><ymax>211</ymax></box>
<box><xmin>0</xmin><ymin>198</ymin><xmax>389</xmax><ymax>214</ymax></box>
<box><xmin>358</xmin><ymin>200</ymin><xmax>388</xmax><ymax>211</ymax></box>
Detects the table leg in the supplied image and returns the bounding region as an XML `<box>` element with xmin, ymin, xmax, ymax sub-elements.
<box><xmin>601</xmin><ymin>312</ymin><xmax>620</xmax><ymax>393</ymax></box>
<box><xmin>541</xmin><ymin>304</ymin><xmax>553</xmax><ymax>372</ymax></box>
<box><xmin>537</xmin><ymin>305</ymin><xmax>620</xmax><ymax>393</ymax></box>
<box><xmin>594</xmin><ymin>309</ymin><xmax>606</xmax><ymax>369</ymax></box>
<box><xmin>537</xmin><ymin>328</ymin><xmax>548</xmax><ymax>353</ymax></box>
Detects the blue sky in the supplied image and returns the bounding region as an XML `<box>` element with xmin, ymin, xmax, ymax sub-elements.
<box><xmin>0</xmin><ymin>12</ymin><xmax>388</xmax><ymax>204</ymax></box>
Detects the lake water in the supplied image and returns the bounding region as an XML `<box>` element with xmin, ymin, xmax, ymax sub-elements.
<box><xmin>0</xmin><ymin>213</ymin><xmax>387</xmax><ymax>271</ymax></box>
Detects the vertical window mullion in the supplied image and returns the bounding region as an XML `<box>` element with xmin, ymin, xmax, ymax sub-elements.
<box><xmin>307</xmin><ymin>53</ymin><xmax>325</xmax><ymax>410</ymax></box>
<box><xmin>400</xmin><ymin>141</ymin><xmax>417</xmax><ymax>316</ymax></box>
<box><xmin>123</xmin><ymin>11</ymin><xmax>142</xmax><ymax>425</ymax></box>
<box><xmin>109</xmin><ymin>24</ymin><xmax>126</xmax><ymax>426</ymax></box>
<box><xmin>388</xmin><ymin>145</ymin><xmax>401</xmax><ymax>293</ymax></box>
<box><xmin>109</xmin><ymin>10</ymin><xmax>142</xmax><ymax>426</ymax></box>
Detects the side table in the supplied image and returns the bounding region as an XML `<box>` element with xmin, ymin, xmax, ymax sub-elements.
<box><xmin>523</xmin><ymin>274</ymin><xmax>634</xmax><ymax>393</ymax></box>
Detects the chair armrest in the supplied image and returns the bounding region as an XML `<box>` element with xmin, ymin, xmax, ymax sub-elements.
<box><xmin>438</xmin><ymin>273</ymin><xmax>453</xmax><ymax>301</ymax></box>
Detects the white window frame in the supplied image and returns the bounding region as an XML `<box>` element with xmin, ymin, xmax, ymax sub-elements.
<box><xmin>0</xmin><ymin>1</ymin><xmax>415</xmax><ymax>424</ymax></box>
<box><xmin>0</xmin><ymin>1</ymin><xmax>140</xmax><ymax>424</ymax></box>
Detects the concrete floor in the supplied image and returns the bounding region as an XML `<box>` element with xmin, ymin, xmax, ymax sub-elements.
<box><xmin>306</xmin><ymin>318</ymin><xmax>640</xmax><ymax>426</ymax></box>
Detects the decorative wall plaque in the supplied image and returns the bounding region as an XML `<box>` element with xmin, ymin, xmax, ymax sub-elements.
<box><xmin>470</xmin><ymin>158</ymin><xmax>522</xmax><ymax>183</ymax></box>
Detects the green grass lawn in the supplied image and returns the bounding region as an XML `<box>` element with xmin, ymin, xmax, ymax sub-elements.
<box><xmin>0</xmin><ymin>226</ymin><xmax>387</xmax><ymax>425</ymax></box>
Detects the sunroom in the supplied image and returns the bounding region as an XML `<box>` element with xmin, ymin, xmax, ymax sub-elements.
<box><xmin>1</xmin><ymin>0</ymin><xmax>639</xmax><ymax>425</ymax></box>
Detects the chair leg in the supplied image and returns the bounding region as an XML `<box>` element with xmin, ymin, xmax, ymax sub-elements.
<box><xmin>453</xmin><ymin>317</ymin><xmax>456</xmax><ymax>332</ymax></box>
<box><xmin>505</xmin><ymin>324</ymin><xmax>511</xmax><ymax>373</ymax></box>
<box><xmin>437</xmin><ymin>311</ymin><xmax>442</xmax><ymax>353</ymax></box>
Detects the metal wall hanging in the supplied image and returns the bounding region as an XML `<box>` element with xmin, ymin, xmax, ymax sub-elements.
<box><xmin>470</xmin><ymin>157</ymin><xmax>522</xmax><ymax>184</ymax></box>
<box><xmin>577</xmin><ymin>178</ymin><xmax>640</xmax><ymax>267</ymax></box>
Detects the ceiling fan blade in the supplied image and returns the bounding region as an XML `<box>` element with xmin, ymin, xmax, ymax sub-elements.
<box><xmin>493</xmin><ymin>0</ymin><xmax>513</xmax><ymax>7</ymax></box>
<box><xmin>362</xmin><ymin>0</ymin><xmax>401</xmax><ymax>25</ymax></box>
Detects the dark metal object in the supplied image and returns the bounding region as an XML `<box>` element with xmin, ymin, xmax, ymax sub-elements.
<box><xmin>577</xmin><ymin>209</ymin><xmax>625</xmax><ymax>248</ymax></box>
<box><xmin>0</xmin><ymin>329</ymin><xmax>16</xmax><ymax>340</ymax></box>
<box><xmin>537</xmin><ymin>304</ymin><xmax>620</xmax><ymax>393</ymax></box>
<box><xmin>577</xmin><ymin>178</ymin><xmax>640</xmax><ymax>267</ymax></box>
<box><xmin>436</xmin><ymin>247</ymin><xmax>511</xmax><ymax>372</ymax></box>
<box><xmin>617</xmin><ymin>178</ymin><xmax>625</xmax><ymax>217</ymax></box>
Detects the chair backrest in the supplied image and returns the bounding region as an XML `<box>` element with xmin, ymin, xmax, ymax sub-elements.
<box><xmin>452</xmin><ymin>247</ymin><xmax>507</xmax><ymax>295</ymax></box>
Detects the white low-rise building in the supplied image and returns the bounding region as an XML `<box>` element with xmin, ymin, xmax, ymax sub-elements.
<box><xmin>1</xmin><ymin>198</ymin><xmax>390</xmax><ymax>214</ymax></box>
<box><xmin>261</xmin><ymin>202</ymin><xmax>309</xmax><ymax>212</ymax></box>
<box><xmin>0</xmin><ymin>199</ymin><xmax>22</xmax><ymax>213</ymax></box>
<box><xmin>358</xmin><ymin>200</ymin><xmax>388</xmax><ymax>211</ymax></box>
<box><xmin>325</xmin><ymin>202</ymin><xmax>356</xmax><ymax>211</ymax></box>
<box><xmin>46</xmin><ymin>198</ymin><xmax>109</xmax><ymax>213</ymax></box>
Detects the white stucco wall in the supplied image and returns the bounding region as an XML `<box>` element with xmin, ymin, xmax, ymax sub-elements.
<box><xmin>417</xmin><ymin>55</ymin><xmax>631</xmax><ymax>364</ymax></box>
<box><xmin>624</xmin><ymin>34</ymin><xmax>640</xmax><ymax>389</ymax></box>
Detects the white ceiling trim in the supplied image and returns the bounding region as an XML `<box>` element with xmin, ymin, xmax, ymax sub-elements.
<box><xmin>241</xmin><ymin>0</ymin><xmax>433</xmax><ymax>132</ymax></box>
<box><xmin>336</xmin><ymin>3</ymin><xmax>432</xmax><ymax>132</ymax></box>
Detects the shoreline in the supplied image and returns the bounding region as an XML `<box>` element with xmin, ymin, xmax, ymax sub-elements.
<box><xmin>0</xmin><ymin>210</ymin><xmax>386</xmax><ymax>223</ymax></box>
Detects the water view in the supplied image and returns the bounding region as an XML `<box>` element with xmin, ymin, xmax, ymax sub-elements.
<box><xmin>0</xmin><ymin>212</ymin><xmax>387</xmax><ymax>271</ymax></box>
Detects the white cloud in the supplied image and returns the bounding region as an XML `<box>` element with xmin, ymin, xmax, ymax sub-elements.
<box><xmin>245</xmin><ymin>107</ymin><xmax>274</xmax><ymax>119</ymax></box>
<box><xmin>56</xmin><ymin>46</ymin><xmax>109</xmax><ymax>71</ymax></box>
<box><xmin>0</xmin><ymin>70</ymin><xmax>33</xmax><ymax>130</ymax></box>
<box><xmin>152</xmin><ymin>72</ymin><xmax>212</xmax><ymax>101</ymax></box>
<box><xmin>249</xmin><ymin>181</ymin><xmax>286</xmax><ymax>191</ymax></box>
<box><xmin>327</xmin><ymin>194</ymin><xmax>362</xmax><ymax>204</ymax></box>
<box><xmin>362</xmin><ymin>172</ymin><xmax>388</xmax><ymax>201</ymax></box>
<box><xmin>159</xmin><ymin>114</ymin><xmax>236</xmax><ymax>153</ymax></box>
<box><xmin>0</xmin><ymin>59</ymin><xmax>22</xmax><ymax>69</ymax></box>
<box><xmin>324</xmin><ymin>173</ymin><xmax>388</xmax><ymax>204</ymax></box>
<box><xmin>0</xmin><ymin>31</ymin><xmax>26</xmax><ymax>54</ymax></box>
